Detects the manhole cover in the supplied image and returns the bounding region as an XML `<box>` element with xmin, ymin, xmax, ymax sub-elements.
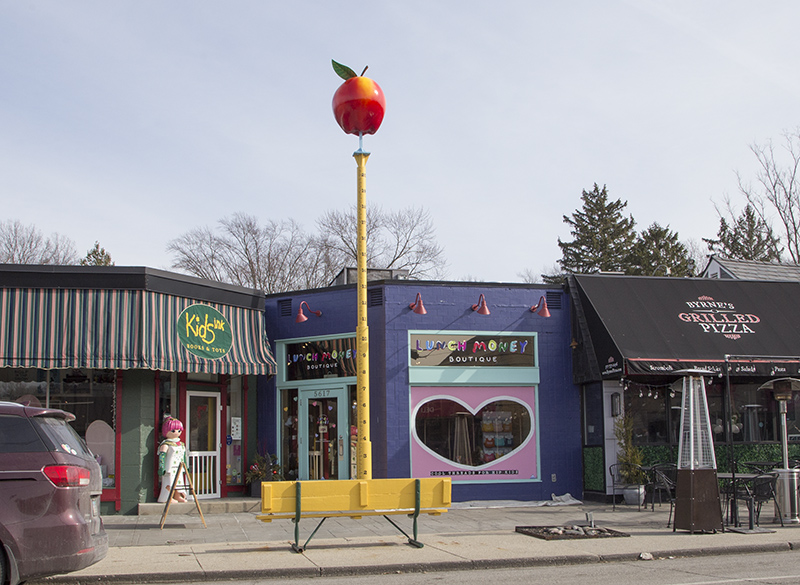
<box><xmin>515</xmin><ymin>525</ymin><xmax>630</xmax><ymax>540</ymax></box>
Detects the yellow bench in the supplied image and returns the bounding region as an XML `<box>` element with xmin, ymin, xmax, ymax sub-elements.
<box><xmin>256</xmin><ymin>477</ymin><xmax>451</xmax><ymax>552</ymax></box>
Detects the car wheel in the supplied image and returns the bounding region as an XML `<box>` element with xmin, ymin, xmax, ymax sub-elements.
<box><xmin>0</xmin><ymin>545</ymin><xmax>6</xmax><ymax>585</ymax></box>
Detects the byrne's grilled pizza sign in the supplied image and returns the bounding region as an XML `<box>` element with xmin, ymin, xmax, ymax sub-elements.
<box><xmin>678</xmin><ymin>295</ymin><xmax>760</xmax><ymax>339</ymax></box>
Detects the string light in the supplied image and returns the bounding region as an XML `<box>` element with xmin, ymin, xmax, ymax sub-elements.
<box><xmin>626</xmin><ymin>381</ymin><xmax>676</xmax><ymax>398</ymax></box>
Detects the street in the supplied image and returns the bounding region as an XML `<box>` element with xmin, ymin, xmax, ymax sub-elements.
<box><xmin>181</xmin><ymin>550</ymin><xmax>800</xmax><ymax>585</ymax></box>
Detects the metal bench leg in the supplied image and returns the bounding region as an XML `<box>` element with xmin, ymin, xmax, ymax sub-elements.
<box><xmin>293</xmin><ymin>517</ymin><xmax>327</xmax><ymax>553</ymax></box>
<box><xmin>381</xmin><ymin>479</ymin><xmax>424</xmax><ymax>548</ymax></box>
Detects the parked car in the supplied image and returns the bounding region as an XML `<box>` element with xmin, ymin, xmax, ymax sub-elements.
<box><xmin>0</xmin><ymin>401</ymin><xmax>108</xmax><ymax>585</ymax></box>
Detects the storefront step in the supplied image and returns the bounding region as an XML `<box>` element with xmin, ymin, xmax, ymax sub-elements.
<box><xmin>137</xmin><ymin>498</ymin><xmax>261</xmax><ymax>515</ymax></box>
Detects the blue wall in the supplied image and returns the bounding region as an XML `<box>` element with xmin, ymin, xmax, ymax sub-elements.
<box><xmin>264</xmin><ymin>280</ymin><xmax>582</xmax><ymax>502</ymax></box>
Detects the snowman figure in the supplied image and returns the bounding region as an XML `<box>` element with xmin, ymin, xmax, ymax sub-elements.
<box><xmin>158</xmin><ymin>416</ymin><xmax>191</xmax><ymax>503</ymax></box>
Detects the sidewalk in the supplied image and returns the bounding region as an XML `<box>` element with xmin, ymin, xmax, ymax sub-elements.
<box><xmin>34</xmin><ymin>498</ymin><xmax>800</xmax><ymax>584</ymax></box>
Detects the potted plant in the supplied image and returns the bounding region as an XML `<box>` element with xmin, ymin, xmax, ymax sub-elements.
<box><xmin>613</xmin><ymin>412</ymin><xmax>647</xmax><ymax>505</ymax></box>
<box><xmin>246</xmin><ymin>452</ymin><xmax>283</xmax><ymax>497</ymax></box>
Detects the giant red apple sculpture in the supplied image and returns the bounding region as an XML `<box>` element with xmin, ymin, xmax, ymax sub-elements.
<box><xmin>332</xmin><ymin>60</ymin><xmax>386</xmax><ymax>136</ymax></box>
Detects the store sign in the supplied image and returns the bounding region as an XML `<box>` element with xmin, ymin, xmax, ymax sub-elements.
<box><xmin>410</xmin><ymin>334</ymin><xmax>536</xmax><ymax>367</ymax></box>
<box><xmin>177</xmin><ymin>304</ymin><xmax>232</xmax><ymax>359</ymax></box>
<box><xmin>286</xmin><ymin>337</ymin><xmax>357</xmax><ymax>381</ymax></box>
<box><xmin>678</xmin><ymin>295</ymin><xmax>761</xmax><ymax>340</ymax></box>
<box><xmin>603</xmin><ymin>356</ymin><xmax>622</xmax><ymax>377</ymax></box>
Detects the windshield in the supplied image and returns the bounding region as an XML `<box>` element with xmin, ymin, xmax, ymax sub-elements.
<box><xmin>33</xmin><ymin>416</ymin><xmax>94</xmax><ymax>459</ymax></box>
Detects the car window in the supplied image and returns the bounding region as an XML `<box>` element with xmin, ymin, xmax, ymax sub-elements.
<box><xmin>0</xmin><ymin>414</ymin><xmax>48</xmax><ymax>453</ymax></box>
<box><xmin>32</xmin><ymin>416</ymin><xmax>94</xmax><ymax>459</ymax></box>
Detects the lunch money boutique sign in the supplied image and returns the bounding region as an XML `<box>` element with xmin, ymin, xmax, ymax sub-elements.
<box><xmin>410</xmin><ymin>333</ymin><xmax>536</xmax><ymax>367</ymax></box>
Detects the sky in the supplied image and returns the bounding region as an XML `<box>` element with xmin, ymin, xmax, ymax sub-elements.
<box><xmin>2</xmin><ymin>1</ymin><xmax>799</xmax><ymax>283</ymax></box>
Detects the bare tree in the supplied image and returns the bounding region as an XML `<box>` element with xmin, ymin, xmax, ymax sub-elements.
<box><xmin>683</xmin><ymin>238</ymin><xmax>710</xmax><ymax>272</ymax></box>
<box><xmin>517</xmin><ymin>268</ymin><xmax>542</xmax><ymax>284</ymax></box>
<box><xmin>0</xmin><ymin>220</ymin><xmax>78</xmax><ymax>265</ymax></box>
<box><xmin>315</xmin><ymin>206</ymin><xmax>386</xmax><ymax>268</ymax></box>
<box><xmin>168</xmin><ymin>213</ymin><xmax>316</xmax><ymax>294</ymax></box>
<box><xmin>315</xmin><ymin>206</ymin><xmax>446</xmax><ymax>280</ymax></box>
<box><xmin>382</xmin><ymin>208</ymin><xmax>447</xmax><ymax>279</ymax></box>
<box><xmin>165</xmin><ymin>225</ymin><xmax>228</xmax><ymax>282</ymax></box>
<box><xmin>169</xmin><ymin>207</ymin><xmax>447</xmax><ymax>292</ymax></box>
<box><xmin>736</xmin><ymin>128</ymin><xmax>800</xmax><ymax>262</ymax></box>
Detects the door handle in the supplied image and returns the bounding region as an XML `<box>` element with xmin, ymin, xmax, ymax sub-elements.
<box><xmin>339</xmin><ymin>437</ymin><xmax>344</xmax><ymax>460</ymax></box>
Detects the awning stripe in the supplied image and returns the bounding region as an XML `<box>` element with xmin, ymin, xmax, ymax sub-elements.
<box><xmin>0</xmin><ymin>288</ymin><xmax>275</xmax><ymax>375</ymax></box>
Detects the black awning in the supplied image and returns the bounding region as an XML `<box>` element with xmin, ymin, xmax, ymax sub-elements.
<box><xmin>572</xmin><ymin>274</ymin><xmax>800</xmax><ymax>378</ymax></box>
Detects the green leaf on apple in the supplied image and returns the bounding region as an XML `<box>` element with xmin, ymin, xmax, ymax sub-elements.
<box><xmin>332</xmin><ymin>60</ymin><xmax>357</xmax><ymax>80</ymax></box>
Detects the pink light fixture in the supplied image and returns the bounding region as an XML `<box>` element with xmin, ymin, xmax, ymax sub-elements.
<box><xmin>295</xmin><ymin>301</ymin><xmax>322</xmax><ymax>323</ymax></box>
<box><xmin>530</xmin><ymin>295</ymin><xmax>551</xmax><ymax>318</ymax></box>
<box><xmin>471</xmin><ymin>294</ymin><xmax>490</xmax><ymax>315</ymax></box>
<box><xmin>409</xmin><ymin>293</ymin><xmax>427</xmax><ymax>315</ymax></box>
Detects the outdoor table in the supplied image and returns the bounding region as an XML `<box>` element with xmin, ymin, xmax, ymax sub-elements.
<box><xmin>742</xmin><ymin>461</ymin><xmax>779</xmax><ymax>473</ymax></box>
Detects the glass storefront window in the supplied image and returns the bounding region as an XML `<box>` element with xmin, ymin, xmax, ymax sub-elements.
<box><xmin>788</xmin><ymin>394</ymin><xmax>800</xmax><ymax>443</ymax></box>
<box><xmin>626</xmin><ymin>378</ymin><xmax>779</xmax><ymax>446</ymax></box>
<box><xmin>625</xmin><ymin>382</ymin><xmax>670</xmax><ymax>445</ymax></box>
<box><xmin>280</xmin><ymin>388</ymin><xmax>299</xmax><ymax>480</ymax></box>
<box><xmin>415</xmin><ymin>399</ymin><xmax>531</xmax><ymax>466</ymax></box>
<box><xmin>158</xmin><ymin>373</ymin><xmax>177</xmax><ymax>421</ymax></box>
<box><xmin>226</xmin><ymin>376</ymin><xmax>244</xmax><ymax>486</ymax></box>
<box><xmin>728</xmin><ymin>381</ymin><xmax>776</xmax><ymax>443</ymax></box>
<box><xmin>582</xmin><ymin>382</ymin><xmax>603</xmax><ymax>446</ymax></box>
<box><xmin>0</xmin><ymin>368</ymin><xmax>48</xmax><ymax>405</ymax></box>
<box><xmin>0</xmin><ymin>367</ymin><xmax>117</xmax><ymax>486</ymax></box>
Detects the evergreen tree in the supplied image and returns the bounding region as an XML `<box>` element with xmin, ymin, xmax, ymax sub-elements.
<box><xmin>703</xmin><ymin>204</ymin><xmax>782</xmax><ymax>262</ymax></box>
<box><xmin>555</xmin><ymin>183</ymin><xmax>636</xmax><ymax>275</ymax></box>
<box><xmin>80</xmin><ymin>241</ymin><xmax>114</xmax><ymax>266</ymax></box>
<box><xmin>627</xmin><ymin>223</ymin><xmax>695</xmax><ymax>276</ymax></box>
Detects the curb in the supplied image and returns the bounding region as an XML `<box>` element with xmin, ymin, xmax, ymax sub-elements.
<box><xmin>32</xmin><ymin>542</ymin><xmax>800</xmax><ymax>585</ymax></box>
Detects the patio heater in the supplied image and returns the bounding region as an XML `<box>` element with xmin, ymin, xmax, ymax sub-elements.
<box><xmin>673</xmin><ymin>370</ymin><xmax>723</xmax><ymax>533</ymax></box>
<box><xmin>757</xmin><ymin>377</ymin><xmax>800</xmax><ymax>524</ymax></box>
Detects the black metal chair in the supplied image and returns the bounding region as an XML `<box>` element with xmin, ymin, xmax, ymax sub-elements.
<box><xmin>723</xmin><ymin>472</ymin><xmax>784</xmax><ymax>528</ymax></box>
<box><xmin>648</xmin><ymin>464</ymin><xmax>677</xmax><ymax>527</ymax></box>
<box><xmin>719</xmin><ymin>475</ymin><xmax>738</xmax><ymax>526</ymax></box>
<box><xmin>749</xmin><ymin>473</ymin><xmax>784</xmax><ymax>527</ymax></box>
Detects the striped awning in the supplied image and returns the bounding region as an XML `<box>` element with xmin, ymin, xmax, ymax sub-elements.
<box><xmin>0</xmin><ymin>288</ymin><xmax>276</xmax><ymax>375</ymax></box>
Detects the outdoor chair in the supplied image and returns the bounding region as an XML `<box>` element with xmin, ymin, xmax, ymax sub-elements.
<box><xmin>722</xmin><ymin>472</ymin><xmax>783</xmax><ymax>528</ymax></box>
<box><xmin>749</xmin><ymin>473</ymin><xmax>784</xmax><ymax>527</ymax></box>
<box><xmin>648</xmin><ymin>464</ymin><xmax>677</xmax><ymax>527</ymax></box>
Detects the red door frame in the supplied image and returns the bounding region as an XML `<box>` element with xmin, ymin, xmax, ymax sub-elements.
<box><xmin>178</xmin><ymin>374</ymin><xmax>229</xmax><ymax>498</ymax></box>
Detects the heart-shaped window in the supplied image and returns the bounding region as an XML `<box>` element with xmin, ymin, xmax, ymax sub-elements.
<box><xmin>414</xmin><ymin>398</ymin><xmax>532</xmax><ymax>467</ymax></box>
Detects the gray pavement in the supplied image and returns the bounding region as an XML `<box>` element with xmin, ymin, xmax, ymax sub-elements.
<box><xmin>33</xmin><ymin>497</ymin><xmax>800</xmax><ymax>584</ymax></box>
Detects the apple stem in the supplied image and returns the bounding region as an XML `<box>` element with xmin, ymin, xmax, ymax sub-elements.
<box><xmin>360</xmin><ymin>65</ymin><xmax>369</xmax><ymax>76</ymax></box>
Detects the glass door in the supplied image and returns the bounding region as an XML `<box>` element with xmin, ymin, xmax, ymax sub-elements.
<box><xmin>186</xmin><ymin>390</ymin><xmax>221</xmax><ymax>498</ymax></box>
<box><xmin>298</xmin><ymin>387</ymin><xmax>349</xmax><ymax>480</ymax></box>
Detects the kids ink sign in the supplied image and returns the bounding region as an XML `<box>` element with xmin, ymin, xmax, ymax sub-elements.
<box><xmin>178</xmin><ymin>304</ymin><xmax>232</xmax><ymax>359</ymax></box>
<box><xmin>410</xmin><ymin>334</ymin><xmax>536</xmax><ymax>367</ymax></box>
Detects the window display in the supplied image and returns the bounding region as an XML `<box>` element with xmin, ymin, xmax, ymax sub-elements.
<box><xmin>411</xmin><ymin>386</ymin><xmax>538</xmax><ymax>482</ymax></box>
<box><xmin>625</xmin><ymin>379</ymin><xmax>779</xmax><ymax>446</ymax></box>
